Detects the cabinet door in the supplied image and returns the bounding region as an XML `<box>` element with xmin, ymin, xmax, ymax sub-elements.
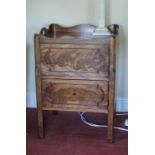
<box><xmin>40</xmin><ymin>44</ymin><xmax>109</xmax><ymax>80</ymax></box>
<box><xmin>41</xmin><ymin>79</ymin><xmax>108</xmax><ymax>113</ymax></box>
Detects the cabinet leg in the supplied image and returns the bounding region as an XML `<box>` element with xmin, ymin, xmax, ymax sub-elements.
<box><xmin>37</xmin><ymin>110</ymin><xmax>44</xmax><ymax>138</ymax></box>
<box><xmin>107</xmin><ymin>112</ymin><xmax>114</xmax><ymax>143</ymax></box>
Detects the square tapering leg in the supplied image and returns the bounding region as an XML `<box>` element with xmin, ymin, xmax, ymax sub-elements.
<box><xmin>37</xmin><ymin>110</ymin><xmax>44</xmax><ymax>138</ymax></box>
<box><xmin>107</xmin><ymin>112</ymin><xmax>114</xmax><ymax>143</ymax></box>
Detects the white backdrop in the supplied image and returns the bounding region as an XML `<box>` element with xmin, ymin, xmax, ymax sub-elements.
<box><xmin>26</xmin><ymin>0</ymin><xmax>128</xmax><ymax>112</ymax></box>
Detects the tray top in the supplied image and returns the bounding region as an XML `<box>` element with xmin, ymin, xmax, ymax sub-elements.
<box><xmin>38</xmin><ymin>24</ymin><xmax>119</xmax><ymax>39</ymax></box>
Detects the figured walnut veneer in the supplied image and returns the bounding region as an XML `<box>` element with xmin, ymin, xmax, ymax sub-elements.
<box><xmin>40</xmin><ymin>44</ymin><xmax>109</xmax><ymax>80</ymax></box>
<box><xmin>42</xmin><ymin>79</ymin><xmax>108</xmax><ymax>109</ymax></box>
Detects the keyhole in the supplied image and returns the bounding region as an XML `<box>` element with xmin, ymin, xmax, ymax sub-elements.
<box><xmin>73</xmin><ymin>90</ymin><xmax>76</xmax><ymax>96</ymax></box>
<box><xmin>73</xmin><ymin>92</ymin><xmax>76</xmax><ymax>96</ymax></box>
